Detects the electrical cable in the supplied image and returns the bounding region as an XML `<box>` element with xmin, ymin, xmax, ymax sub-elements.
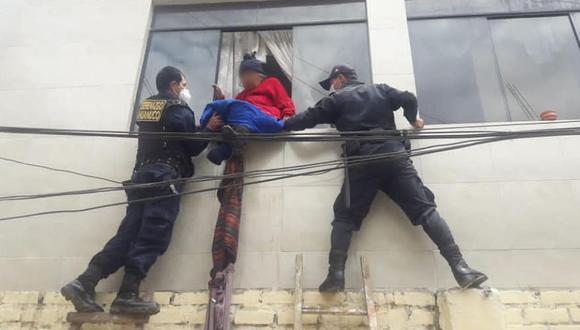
<box><xmin>2</xmin><ymin>126</ymin><xmax>580</xmax><ymax>202</ymax></box>
<box><xmin>0</xmin><ymin>132</ymin><xmax>556</xmax><ymax>222</ymax></box>
<box><xmin>0</xmin><ymin>156</ymin><xmax>121</xmax><ymax>184</ymax></box>
<box><xmin>3</xmin><ymin>123</ymin><xmax>580</xmax><ymax>142</ymax></box>
<box><xmin>0</xmin><ymin>130</ymin><xmax>559</xmax><ymax>203</ymax></box>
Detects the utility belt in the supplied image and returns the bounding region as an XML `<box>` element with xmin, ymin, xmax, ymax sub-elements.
<box><xmin>135</xmin><ymin>156</ymin><xmax>185</xmax><ymax>173</ymax></box>
<box><xmin>344</xmin><ymin>130</ymin><xmax>411</xmax><ymax>156</ymax></box>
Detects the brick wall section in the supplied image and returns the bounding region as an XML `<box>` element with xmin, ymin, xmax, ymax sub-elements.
<box><xmin>0</xmin><ymin>289</ymin><xmax>579</xmax><ymax>329</ymax></box>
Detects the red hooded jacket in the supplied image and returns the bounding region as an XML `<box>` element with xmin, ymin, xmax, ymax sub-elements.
<box><xmin>236</xmin><ymin>77</ymin><xmax>296</xmax><ymax>119</ymax></box>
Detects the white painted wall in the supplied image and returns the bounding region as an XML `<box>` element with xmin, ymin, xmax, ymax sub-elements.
<box><xmin>1</xmin><ymin>0</ymin><xmax>580</xmax><ymax>292</ymax></box>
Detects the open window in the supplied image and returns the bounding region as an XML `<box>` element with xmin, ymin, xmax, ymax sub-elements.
<box><xmin>132</xmin><ymin>0</ymin><xmax>371</xmax><ymax>127</ymax></box>
<box><xmin>216</xmin><ymin>30</ymin><xmax>293</xmax><ymax>99</ymax></box>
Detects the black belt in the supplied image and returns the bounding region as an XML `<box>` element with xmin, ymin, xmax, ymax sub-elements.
<box><xmin>137</xmin><ymin>157</ymin><xmax>183</xmax><ymax>171</ymax></box>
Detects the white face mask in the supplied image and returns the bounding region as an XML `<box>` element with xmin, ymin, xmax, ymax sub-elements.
<box><xmin>179</xmin><ymin>88</ymin><xmax>192</xmax><ymax>104</ymax></box>
<box><xmin>329</xmin><ymin>84</ymin><xmax>337</xmax><ymax>94</ymax></box>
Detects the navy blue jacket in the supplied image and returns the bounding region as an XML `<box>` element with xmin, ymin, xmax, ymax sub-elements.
<box><xmin>285</xmin><ymin>81</ymin><xmax>418</xmax><ymax>132</ymax></box>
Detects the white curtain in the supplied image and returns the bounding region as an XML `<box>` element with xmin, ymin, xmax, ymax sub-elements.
<box><xmin>216</xmin><ymin>33</ymin><xmax>236</xmax><ymax>97</ymax></box>
<box><xmin>258</xmin><ymin>30</ymin><xmax>294</xmax><ymax>80</ymax></box>
<box><xmin>216</xmin><ymin>30</ymin><xmax>293</xmax><ymax>97</ymax></box>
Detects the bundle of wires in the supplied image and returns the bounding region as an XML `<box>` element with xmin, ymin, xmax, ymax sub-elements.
<box><xmin>1</xmin><ymin>121</ymin><xmax>580</xmax><ymax>222</ymax></box>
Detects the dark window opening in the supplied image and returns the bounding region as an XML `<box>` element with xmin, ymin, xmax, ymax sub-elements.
<box><xmin>409</xmin><ymin>12</ymin><xmax>580</xmax><ymax>124</ymax></box>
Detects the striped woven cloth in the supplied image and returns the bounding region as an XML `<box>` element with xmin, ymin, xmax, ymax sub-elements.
<box><xmin>211</xmin><ymin>155</ymin><xmax>244</xmax><ymax>276</ymax></box>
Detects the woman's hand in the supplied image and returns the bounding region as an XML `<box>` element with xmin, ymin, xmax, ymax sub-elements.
<box><xmin>206</xmin><ymin>113</ymin><xmax>224</xmax><ymax>132</ymax></box>
<box><xmin>212</xmin><ymin>84</ymin><xmax>225</xmax><ymax>100</ymax></box>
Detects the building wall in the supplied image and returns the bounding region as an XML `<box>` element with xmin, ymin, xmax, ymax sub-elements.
<box><xmin>1</xmin><ymin>0</ymin><xmax>580</xmax><ymax>294</ymax></box>
<box><xmin>2</xmin><ymin>288</ymin><xmax>580</xmax><ymax>329</ymax></box>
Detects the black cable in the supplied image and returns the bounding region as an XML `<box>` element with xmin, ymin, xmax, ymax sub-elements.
<box><xmin>0</xmin><ymin>156</ymin><xmax>121</xmax><ymax>184</ymax></box>
<box><xmin>0</xmin><ymin>133</ymin><xmax>542</xmax><ymax>222</ymax></box>
<box><xmin>0</xmin><ymin>135</ymin><xmax>521</xmax><ymax>202</ymax></box>
<box><xmin>3</xmin><ymin>126</ymin><xmax>580</xmax><ymax>202</ymax></box>
<box><xmin>3</xmin><ymin>123</ymin><xmax>580</xmax><ymax>142</ymax></box>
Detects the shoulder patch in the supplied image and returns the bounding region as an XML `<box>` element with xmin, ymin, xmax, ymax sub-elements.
<box><xmin>137</xmin><ymin>99</ymin><xmax>167</xmax><ymax>122</ymax></box>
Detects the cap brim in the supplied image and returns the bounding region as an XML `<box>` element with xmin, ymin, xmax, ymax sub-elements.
<box><xmin>319</xmin><ymin>78</ymin><xmax>332</xmax><ymax>91</ymax></box>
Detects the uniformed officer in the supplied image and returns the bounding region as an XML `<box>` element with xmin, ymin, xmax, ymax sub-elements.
<box><xmin>61</xmin><ymin>66</ymin><xmax>223</xmax><ymax>314</ymax></box>
<box><xmin>284</xmin><ymin>64</ymin><xmax>488</xmax><ymax>292</ymax></box>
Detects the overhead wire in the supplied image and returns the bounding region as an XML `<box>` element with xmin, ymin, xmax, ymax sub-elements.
<box><xmin>3</xmin><ymin>125</ymin><xmax>578</xmax><ymax>203</ymax></box>
<box><xmin>1</xmin><ymin>122</ymin><xmax>580</xmax><ymax>221</ymax></box>
<box><xmin>1</xmin><ymin>126</ymin><xmax>580</xmax><ymax>202</ymax></box>
<box><xmin>0</xmin><ymin>156</ymin><xmax>121</xmax><ymax>184</ymax></box>
<box><xmin>0</xmin><ymin>129</ymin><xmax>573</xmax><ymax>222</ymax></box>
<box><xmin>3</xmin><ymin>123</ymin><xmax>580</xmax><ymax>142</ymax></box>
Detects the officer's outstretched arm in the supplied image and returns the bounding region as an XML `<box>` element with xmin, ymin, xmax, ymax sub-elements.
<box><xmin>378</xmin><ymin>84</ymin><xmax>419</xmax><ymax>126</ymax></box>
<box><xmin>167</xmin><ymin>107</ymin><xmax>210</xmax><ymax>156</ymax></box>
<box><xmin>284</xmin><ymin>96</ymin><xmax>338</xmax><ymax>131</ymax></box>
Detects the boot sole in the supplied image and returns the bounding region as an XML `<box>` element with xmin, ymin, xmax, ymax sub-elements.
<box><xmin>110</xmin><ymin>305</ymin><xmax>160</xmax><ymax>316</ymax></box>
<box><xmin>461</xmin><ymin>274</ymin><xmax>489</xmax><ymax>289</ymax></box>
<box><xmin>61</xmin><ymin>286</ymin><xmax>103</xmax><ymax>313</ymax></box>
<box><xmin>318</xmin><ymin>286</ymin><xmax>345</xmax><ymax>294</ymax></box>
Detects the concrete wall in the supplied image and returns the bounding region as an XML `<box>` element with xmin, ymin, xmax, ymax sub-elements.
<box><xmin>1</xmin><ymin>0</ymin><xmax>580</xmax><ymax>293</ymax></box>
<box><xmin>3</xmin><ymin>288</ymin><xmax>580</xmax><ymax>329</ymax></box>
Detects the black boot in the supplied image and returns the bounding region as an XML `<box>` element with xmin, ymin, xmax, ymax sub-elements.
<box><xmin>422</xmin><ymin>214</ymin><xmax>488</xmax><ymax>289</ymax></box>
<box><xmin>110</xmin><ymin>273</ymin><xmax>160</xmax><ymax>315</ymax></box>
<box><xmin>223</xmin><ymin>125</ymin><xmax>249</xmax><ymax>157</ymax></box>
<box><xmin>441</xmin><ymin>244</ymin><xmax>488</xmax><ymax>289</ymax></box>
<box><xmin>319</xmin><ymin>250</ymin><xmax>347</xmax><ymax>293</ymax></box>
<box><xmin>61</xmin><ymin>266</ymin><xmax>104</xmax><ymax>313</ymax></box>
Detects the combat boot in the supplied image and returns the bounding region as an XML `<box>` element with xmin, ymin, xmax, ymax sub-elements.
<box><xmin>61</xmin><ymin>266</ymin><xmax>104</xmax><ymax>313</ymax></box>
<box><xmin>61</xmin><ymin>280</ymin><xmax>104</xmax><ymax>313</ymax></box>
<box><xmin>442</xmin><ymin>244</ymin><xmax>488</xmax><ymax>289</ymax></box>
<box><xmin>223</xmin><ymin>125</ymin><xmax>249</xmax><ymax>157</ymax></box>
<box><xmin>110</xmin><ymin>273</ymin><xmax>160</xmax><ymax>315</ymax></box>
<box><xmin>319</xmin><ymin>250</ymin><xmax>347</xmax><ymax>293</ymax></box>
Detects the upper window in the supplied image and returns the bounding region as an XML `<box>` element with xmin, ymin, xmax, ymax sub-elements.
<box><xmin>409</xmin><ymin>13</ymin><xmax>580</xmax><ymax>124</ymax></box>
<box><xmin>490</xmin><ymin>16</ymin><xmax>580</xmax><ymax>121</ymax></box>
<box><xmin>132</xmin><ymin>0</ymin><xmax>370</xmax><ymax>126</ymax></box>
<box><xmin>152</xmin><ymin>0</ymin><xmax>367</xmax><ymax>30</ymax></box>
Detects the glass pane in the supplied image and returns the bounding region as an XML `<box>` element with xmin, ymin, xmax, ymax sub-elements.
<box><xmin>292</xmin><ymin>23</ymin><xmax>372</xmax><ymax>113</ymax></box>
<box><xmin>134</xmin><ymin>30</ymin><xmax>221</xmax><ymax>123</ymax></box>
<box><xmin>153</xmin><ymin>4</ymin><xmax>258</xmax><ymax>30</ymax></box>
<box><xmin>406</xmin><ymin>0</ymin><xmax>507</xmax><ymax>19</ymax></box>
<box><xmin>153</xmin><ymin>0</ymin><xmax>365</xmax><ymax>30</ymax></box>
<box><xmin>409</xmin><ymin>18</ymin><xmax>510</xmax><ymax>124</ymax></box>
<box><xmin>257</xmin><ymin>0</ymin><xmax>366</xmax><ymax>26</ymax></box>
<box><xmin>406</xmin><ymin>0</ymin><xmax>580</xmax><ymax>19</ymax></box>
<box><xmin>490</xmin><ymin>16</ymin><xmax>580</xmax><ymax>121</ymax></box>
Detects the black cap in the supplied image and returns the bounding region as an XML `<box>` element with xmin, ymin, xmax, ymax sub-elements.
<box><xmin>319</xmin><ymin>64</ymin><xmax>358</xmax><ymax>90</ymax></box>
<box><xmin>239</xmin><ymin>52</ymin><xmax>265</xmax><ymax>75</ymax></box>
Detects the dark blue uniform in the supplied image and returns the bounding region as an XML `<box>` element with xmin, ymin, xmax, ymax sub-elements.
<box><xmin>87</xmin><ymin>92</ymin><xmax>208</xmax><ymax>279</ymax></box>
<box><xmin>285</xmin><ymin>80</ymin><xmax>464</xmax><ymax>279</ymax></box>
<box><xmin>285</xmin><ymin>80</ymin><xmax>436</xmax><ymax>232</ymax></box>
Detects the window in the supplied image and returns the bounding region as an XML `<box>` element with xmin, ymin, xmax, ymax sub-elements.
<box><xmin>489</xmin><ymin>16</ymin><xmax>580</xmax><ymax>121</ymax></box>
<box><xmin>292</xmin><ymin>23</ymin><xmax>372</xmax><ymax>112</ymax></box>
<box><xmin>408</xmin><ymin>10</ymin><xmax>580</xmax><ymax>124</ymax></box>
<box><xmin>151</xmin><ymin>0</ymin><xmax>367</xmax><ymax>30</ymax></box>
<box><xmin>409</xmin><ymin>18</ymin><xmax>509</xmax><ymax>124</ymax></box>
<box><xmin>135</xmin><ymin>31</ymin><xmax>221</xmax><ymax>120</ymax></box>
<box><xmin>133</xmin><ymin>0</ymin><xmax>370</xmax><ymax>127</ymax></box>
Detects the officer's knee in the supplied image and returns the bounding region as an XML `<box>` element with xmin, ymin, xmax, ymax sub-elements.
<box><xmin>332</xmin><ymin>220</ymin><xmax>356</xmax><ymax>232</ymax></box>
<box><xmin>412</xmin><ymin>207</ymin><xmax>439</xmax><ymax>227</ymax></box>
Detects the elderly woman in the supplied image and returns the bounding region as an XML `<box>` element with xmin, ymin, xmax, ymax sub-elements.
<box><xmin>214</xmin><ymin>53</ymin><xmax>296</xmax><ymax>119</ymax></box>
<box><xmin>203</xmin><ymin>54</ymin><xmax>296</xmax><ymax>164</ymax></box>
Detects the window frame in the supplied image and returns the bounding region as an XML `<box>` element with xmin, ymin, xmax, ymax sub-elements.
<box><xmin>407</xmin><ymin>7</ymin><xmax>580</xmax><ymax>125</ymax></box>
<box><xmin>131</xmin><ymin>1</ymin><xmax>371</xmax><ymax>129</ymax></box>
